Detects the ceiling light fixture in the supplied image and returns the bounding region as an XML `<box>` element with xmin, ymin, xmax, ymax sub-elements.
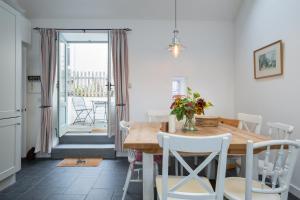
<box><xmin>168</xmin><ymin>0</ymin><xmax>184</xmax><ymax>58</ymax></box>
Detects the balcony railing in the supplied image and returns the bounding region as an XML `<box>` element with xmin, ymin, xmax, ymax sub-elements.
<box><xmin>68</xmin><ymin>70</ymin><xmax>108</xmax><ymax>97</ymax></box>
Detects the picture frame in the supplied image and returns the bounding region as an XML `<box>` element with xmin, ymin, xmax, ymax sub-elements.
<box><xmin>254</xmin><ymin>40</ymin><xmax>283</xmax><ymax>79</ymax></box>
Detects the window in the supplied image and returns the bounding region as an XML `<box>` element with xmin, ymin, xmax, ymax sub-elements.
<box><xmin>172</xmin><ymin>77</ymin><xmax>186</xmax><ymax>97</ymax></box>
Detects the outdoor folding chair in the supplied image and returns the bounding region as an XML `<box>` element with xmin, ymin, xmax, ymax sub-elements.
<box><xmin>72</xmin><ymin>97</ymin><xmax>93</xmax><ymax>125</ymax></box>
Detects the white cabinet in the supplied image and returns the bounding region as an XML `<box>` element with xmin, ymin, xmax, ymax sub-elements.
<box><xmin>0</xmin><ymin>4</ymin><xmax>17</xmax><ymax>118</ymax></box>
<box><xmin>0</xmin><ymin>1</ymin><xmax>30</xmax><ymax>190</ymax></box>
<box><xmin>0</xmin><ymin>118</ymin><xmax>21</xmax><ymax>181</ymax></box>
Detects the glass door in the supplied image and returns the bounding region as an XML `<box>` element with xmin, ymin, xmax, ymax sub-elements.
<box><xmin>58</xmin><ymin>33</ymin><xmax>69</xmax><ymax>137</ymax></box>
<box><xmin>56</xmin><ymin>31</ymin><xmax>115</xmax><ymax>136</ymax></box>
<box><xmin>107</xmin><ymin>34</ymin><xmax>116</xmax><ymax>137</ymax></box>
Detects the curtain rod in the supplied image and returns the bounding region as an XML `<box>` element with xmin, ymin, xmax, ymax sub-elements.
<box><xmin>33</xmin><ymin>27</ymin><xmax>132</xmax><ymax>32</ymax></box>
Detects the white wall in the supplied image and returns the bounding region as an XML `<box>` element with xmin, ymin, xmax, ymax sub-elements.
<box><xmin>26</xmin><ymin>19</ymin><xmax>235</xmax><ymax>151</ymax></box>
<box><xmin>235</xmin><ymin>0</ymin><xmax>300</xmax><ymax>196</ymax></box>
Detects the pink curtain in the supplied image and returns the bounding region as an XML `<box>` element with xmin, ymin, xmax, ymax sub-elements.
<box><xmin>111</xmin><ymin>30</ymin><xmax>130</xmax><ymax>152</ymax></box>
<box><xmin>39</xmin><ymin>29</ymin><xmax>57</xmax><ymax>153</ymax></box>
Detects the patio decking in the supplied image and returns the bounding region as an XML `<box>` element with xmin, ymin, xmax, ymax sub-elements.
<box><xmin>67</xmin><ymin>96</ymin><xmax>107</xmax><ymax>134</ymax></box>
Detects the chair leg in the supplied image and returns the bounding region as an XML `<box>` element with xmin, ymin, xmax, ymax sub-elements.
<box><xmin>236</xmin><ymin>165</ymin><xmax>241</xmax><ymax>176</ymax></box>
<box><xmin>194</xmin><ymin>156</ymin><xmax>198</xmax><ymax>166</ymax></box>
<box><xmin>175</xmin><ymin>159</ymin><xmax>178</xmax><ymax>176</ymax></box>
<box><xmin>154</xmin><ymin>162</ymin><xmax>159</xmax><ymax>187</ymax></box>
<box><xmin>87</xmin><ymin>111</ymin><xmax>93</xmax><ymax>125</ymax></box>
<box><xmin>122</xmin><ymin>164</ymin><xmax>133</xmax><ymax>200</ymax></box>
<box><xmin>154</xmin><ymin>163</ymin><xmax>159</xmax><ymax>176</ymax></box>
<box><xmin>180</xmin><ymin>165</ymin><xmax>183</xmax><ymax>176</ymax></box>
<box><xmin>280</xmin><ymin>191</ymin><xmax>289</xmax><ymax>200</ymax></box>
<box><xmin>206</xmin><ymin>160</ymin><xmax>217</xmax><ymax>180</ymax></box>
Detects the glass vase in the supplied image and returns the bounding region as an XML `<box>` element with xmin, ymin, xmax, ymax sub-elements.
<box><xmin>182</xmin><ymin>115</ymin><xmax>197</xmax><ymax>131</ymax></box>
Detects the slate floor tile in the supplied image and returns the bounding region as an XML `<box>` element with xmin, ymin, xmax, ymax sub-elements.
<box><xmin>0</xmin><ymin>159</ymin><xmax>298</xmax><ymax>200</ymax></box>
<box><xmin>37</xmin><ymin>173</ymin><xmax>78</xmax><ymax>188</ymax></box>
<box><xmin>85</xmin><ymin>189</ymin><xmax>114</xmax><ymax>200</ymax></box>
<box><xmin>92</xmin><ymin>171</ymin><xmax>126</xmax><ymax>189</ymax></box>
<box><xmin>64</xmin><ymin>176</ymin><xmax>97</xmax><ymax>195</ymax></box>
<box><xmin>45</xmin><ymin>194</ymin><xmax>86</xmax><ymax>200</ymax></box>
<box><xmin>112</xmin><ymin>190</ymin><xmax>141</xmax><ymax>200</ymax></box>
<box><xmin>16</xmin><ymin>186</ymin><xmax>66</xmax><ymax>200</ymax></box>
<box><xmin>0</xmin><ymin>192</ymin><xmax>22</xmax><ymax>200</ymax></box>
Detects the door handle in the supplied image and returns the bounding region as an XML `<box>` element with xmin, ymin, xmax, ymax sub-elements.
<box><xmin>105</xmin><ymin>82</ymin><xmax>115</xmax><ymax>91</ymax></box>
<box><xmin>105</xmin><ymin>83</ymin><xmax>115</xmax><ymax>87</ymax></box>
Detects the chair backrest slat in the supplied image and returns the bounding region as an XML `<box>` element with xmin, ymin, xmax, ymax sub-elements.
<box><xmin>157</xmin><ymin>132</ymin><xmax>232</xmax><ymax>200</ymax></box>
<box><xmin>237</xmin><ymin>113</ymin><xmax>263</xmax><ymax>134</ymax></box>
<box><xmin>246</xmin><ymin>140</ymin><xmax>300</xmax><ymax>200</ymax></box>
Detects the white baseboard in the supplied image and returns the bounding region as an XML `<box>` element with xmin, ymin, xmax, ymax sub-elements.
<box><xmin>0</xmin><ymin>174</ymin><xmax>16</xmax><ymax>192</ymax></box>
<box><xmin>36</xmin><ymin>152</ymin><xmax>51</xmax><ymax>158</ymax></box>
<box><xmin>116</xmin><ymin>151</ymin><xmax>128</xmax><ymax>157</ymax></box>
<box><xmin>290</xmin><ymin>183</ymin><xmax>300</xmax><ymax>198</ymax></box>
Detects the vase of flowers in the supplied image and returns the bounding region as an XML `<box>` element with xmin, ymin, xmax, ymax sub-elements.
<box><xmin>170</xmin><ymin>87</ymin><xmax>213</xmax><ymax>131</ymax></box>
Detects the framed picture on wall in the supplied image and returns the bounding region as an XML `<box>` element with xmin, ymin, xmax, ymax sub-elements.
<box><xmin>254</xmin><ymin>40</ymin><xmax>283</xmax><ymax>79</ymax></box>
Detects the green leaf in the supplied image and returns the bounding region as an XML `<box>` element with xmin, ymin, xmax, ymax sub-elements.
<box><xmin>193</xmin><ymin>92</ymin><xmax>200</xmax><ymax>99</ymax></box>
<box><xmin>187</xmin><ymin>87</ymin><xmax>192</xmax><ymax>97</ymax></box>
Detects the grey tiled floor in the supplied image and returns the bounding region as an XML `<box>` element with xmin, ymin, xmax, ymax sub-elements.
<box><xmin>0</xmin><ymin>159</ymin><xmax>299</xmax><ymax>200</ymax></box>
<box><xmin>0</xmin><ymin>159</ymin><xmax>142</xmax><ymax>200</ymax></box>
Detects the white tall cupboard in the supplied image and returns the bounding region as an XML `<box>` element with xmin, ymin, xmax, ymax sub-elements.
<box><xmin>0</xmin><ymin>1</ymin><xmax>31</xmax><ymax>191</ymax></box>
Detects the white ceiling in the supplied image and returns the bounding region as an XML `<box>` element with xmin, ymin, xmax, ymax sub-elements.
<box><xmin>14</xmin><ymin>0</ymin><xmax>242</xmax><ymax>21</ymax></box>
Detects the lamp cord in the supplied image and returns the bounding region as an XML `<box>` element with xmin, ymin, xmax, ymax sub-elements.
<box><xmin>175</xmin><ymin>0</ymin><xmax>177</xmax><ymax>30</ymax></box>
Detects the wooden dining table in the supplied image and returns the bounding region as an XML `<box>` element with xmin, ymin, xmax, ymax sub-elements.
<box><xmin>123</xmin><ymin>121</ymin><xmax>271</xmax><ymax>200</ymax></box>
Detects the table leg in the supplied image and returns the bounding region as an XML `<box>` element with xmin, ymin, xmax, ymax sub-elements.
<box><xmin>104</xmin><ymin>102</ymin><xmax>107</xmax><ymax>121</ymax></box>
<box><xmin>253</xmin><ymin>155</ymin><xmax>258</xmax><ymax>180</ymax></box>
<box><xmin>240</xmin><ymin>156</ymin><xmax>246</xmax><ymax>177</ymax></box>
<box><xmin>92</xmin><ymin>104</ymin><xmax>96</xmax><ymax>124</ymax></box>
<box><xmin>240</xmin><ymin>155</ymin><xmax>258</xmax><ymax>179</ymax></box>
<box><xmin>143</xmin><ymin>152</ymin><xmax>154</xmax><ymax>200</ymax></box>
<box><xmin>206</xmin><ymin>160</ymin><xmax>217</xmax><ymax>180</ymax></box>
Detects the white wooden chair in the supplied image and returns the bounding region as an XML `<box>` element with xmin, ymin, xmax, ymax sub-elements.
<box><xmin>235</xmin><ymin>113</ymin><xmax>263</xmax><ymax>174</ymax></box>
<box><xmin>224</xmin><ymin>139</ymin><xmax>300</xmax><ymax>200</ymax></box>
<box><xmin>237</xmin><ymin>113</ymin><xmax>263</xmax><ymax>134</ymax></box>
<box><xmin>120</xmin><ymin>120</ymin><xmax>159</xmax><ymax>200</ymax></box>
<box><xmin>156</xmin><ymin>132</ymin><xmax>232</xmax><ymax>200</ymax></box>
<box><xmin>266</xmin><ymin>122</ymin><xmax>294</xmax><ymax>139</ymax></box>
<box><xmin>120</xmin><ymin>121</ymin><xmax>143</xmax><ymax>200</ymax></box>
<box><xmin>147</xmin><ymin>110</ymin><xmax>199</xmax><ymax>176</ymax></box>
<box><xmin>257</xmin><ymin>122</ymin><xmax>294</xmax><ymax>174</ymax></box>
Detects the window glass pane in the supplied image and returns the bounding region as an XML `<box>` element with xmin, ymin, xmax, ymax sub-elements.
<box><xmin>172</xmin><ymin>77</ymin><xmax>186</xmax><ymax>97</ymax></box>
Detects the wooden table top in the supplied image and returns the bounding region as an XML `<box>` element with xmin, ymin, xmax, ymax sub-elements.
<box><xmin>123</xmin><ymin>122</ymin><xmax>271</xmax><ymax>155</ymax></box>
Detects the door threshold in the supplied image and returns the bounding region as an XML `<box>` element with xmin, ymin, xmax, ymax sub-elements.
<box><xmin>64</xmin><ymin>132</ymin><xmax>108</xmax><ymax>136</ymax></box>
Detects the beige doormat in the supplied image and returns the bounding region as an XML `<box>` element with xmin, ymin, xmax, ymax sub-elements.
<box><xmin>91</xmin><ymin>128</ymin><xmax>107</xmax><ymax>133</ymax></box>
<box><xmin>57</xmin><ymin>158</ymin><xmax>102</xmax><ymax>167</ymax></box>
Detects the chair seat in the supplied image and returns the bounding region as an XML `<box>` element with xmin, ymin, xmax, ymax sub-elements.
<box><xmin>224</xmin><ymin>177</ymin><xmax>280</xmax><ymax>200</ymax></box>
<box><xmin>156</xmin><ymin>175</ymin><xmax>214</xmax><ymax>199</ymax></box>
